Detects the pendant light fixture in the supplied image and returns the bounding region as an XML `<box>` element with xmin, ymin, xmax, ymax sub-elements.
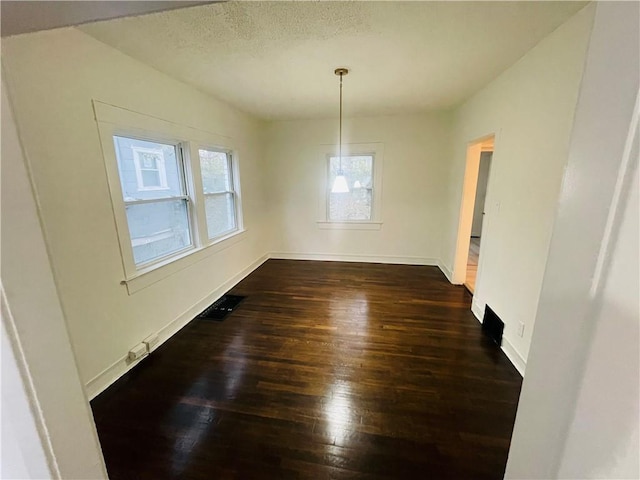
<box><xmin>331</xmin><ymin>67</ymin><xmax>350</xmax><ymax>193</ymax></box>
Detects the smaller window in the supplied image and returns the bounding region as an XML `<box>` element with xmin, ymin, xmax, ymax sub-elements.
<box><xmin>198</xmin><ymin>148</ymin><xmax>238</xmax><ymax>240</ymax></box>
<box><xmin>132</xmin><ymin>147</ymin><xmax>169</xmax><ymax>191</ymax></box>
<box><xmin>328</xmin><ymin>155</ymin><xmax>374</xmax><ymax>221</ymax></box>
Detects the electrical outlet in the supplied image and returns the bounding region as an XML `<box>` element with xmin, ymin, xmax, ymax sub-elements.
<box><xmin>517</xmin><ymin>322</ymin><xmax>525</xmax><ymax>337</ymax></box>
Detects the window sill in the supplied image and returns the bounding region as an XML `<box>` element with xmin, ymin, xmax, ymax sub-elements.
<box><xmin>316</xmin><ymin>221</ymin><xmax>382</xmax><ymax>230</ymax></box>
<box><xmin>121</xmin><ymin>228</ymin><xmax>247</xmax><ymax>295</ymax></box>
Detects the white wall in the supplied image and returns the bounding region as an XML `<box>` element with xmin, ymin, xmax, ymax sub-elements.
<box><xmin>2</xmin><ymin>27</ymin><xmax>271</xmax><ymax>397</ymax></box>
<box><xmin>266</xmin><ymin>113</ymin><xmax>452</xmax><ymax>264</ymax></box>
<box><xmin>442</xmin><ymin>4</ymin><xmax>595</xmax><ymax>367</ymax></box>
<box><xmin>506</xmin><ymin>2</ymin><xmax>639</xmax><ymax>478</ymax></box>
<box><xmin>559</xmin><ymin>142</ymin><xmax>639</xmax><ymax>479</ymax></box>
<box><xmin>2</xmin><ymin>311</ymin><xmax>51</xmax><ymax>479</ymax></box>
<box><xmin>1</xmin><ymin>82</ymin><xmax>107</xmax><ymax>477</ymax></box>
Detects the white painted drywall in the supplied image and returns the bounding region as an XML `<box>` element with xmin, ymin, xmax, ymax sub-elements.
<box><xmin>443</xmin><ymin>4</ymin><xmax>596</xmax><ymax>364</ymax></box>
<box><xmin>1</xmin><ymin>83</ymin><xmax>107</xmax><ymax>477</ymax></box>
<box><xmin>265</xmin><ymin>113</ymin><xmax>452</xmax><ymax>264</ymax></box>
<box><xmin>1</xmin><ymin>27</ymin><xmax>271</xmax><ymax>395</ymax></box>
<box><xmin>506</xmin><ymin>2</ymin><xmax>639</xmax><ymax>478</ymax></box>
<box><xmin>470</xmin><ymin>151</ymin><xmax>491</xmax><ymax>237</ymax></box>
<box><xmin>1</xmin><ymin>315</ymin><xmax>51</xmax><ymax>479</ymax></box>
<box><xmin>558</xmin><ymin>138</ymin><xmax>639</xmax><ymax>479</ymax></box>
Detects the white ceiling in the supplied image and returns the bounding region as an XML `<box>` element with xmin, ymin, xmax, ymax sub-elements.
<box><xmin>80</xmin><ymin>1</ymin><xmax>587</xmax><ymax>120</ymax></box>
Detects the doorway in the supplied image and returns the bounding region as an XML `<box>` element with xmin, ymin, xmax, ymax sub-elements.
<box><xmin>452</xmin><ymin>135</ymin><xmax>495</xmax><ymax>294</ymax></box>
<box><xmin>465</xmin><ymin>150</ymin><xmax>492</xmax><ymax>293</ymax></box>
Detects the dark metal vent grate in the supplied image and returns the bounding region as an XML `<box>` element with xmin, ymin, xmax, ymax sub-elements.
<box><xmin>197</xmin><ymin>295</ymin><xmax>246</xmax><ymax>321</ymax></box>
<box><xmin>482</xmin><ymin>305</ymin><xmax>504</xmax><ymax>346</ymax></box>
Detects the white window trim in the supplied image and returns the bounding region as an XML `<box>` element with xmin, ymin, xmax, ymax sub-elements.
<box><xmin>197</xmin><ymin>147</ymin><xmax>242</xmax><ymax>242</ymax></box>
<box><xmin>116</xmin><ymin>137</ymin><xmax>195</xmax><ymax>270</ymax></box>
<box><xmin>132</xmin><ymin>146</ymin><xmax>169</xmax><ymax>191</ymax></box>
<box><xmin>93</xmin><ymin>100</ymin><xmax>246</xmax><ymax>294</ymax></box>
<box><xmin>317</xmin><ymin>142</ymin><xmax>384</xmax><ymax>229</ymax></box>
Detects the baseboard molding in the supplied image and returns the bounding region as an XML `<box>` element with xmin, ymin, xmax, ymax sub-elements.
<box><xmin>437</xmin><ymin>261</ymin><xmax>454</xmax><ymax>283</ymax></box>
<box><xmin>501</xmin><ymin>337</ymin><xmax>526</xmax><ymax>376</ymax></box>
<box><xmin>470</xmin><ymin>298</ymin><xmax>525</xmax><ymax>376</ymax></box>
<box><xmin>471</xmin><ymin>298</ymin><xmax>484</xmax><ymax>323</ymax></box>
<box><xmin>86</xmin><ymin>252</ymin><xmax>526</xmax><ymax>398</ymax></box>
<box><xmin>85</xmin><ymin>253</ymin><xmax>269</xmax><ymax>400</ymax></box>
<box><xmin>270</xmin><ymin>252</ymin><xmax>439</xmax><ymax>266</ymax></box>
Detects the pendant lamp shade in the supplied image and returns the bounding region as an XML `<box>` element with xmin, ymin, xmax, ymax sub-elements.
<box><xmin>331</xmin><ymin>68</ymin><xmax>349</xmax><ymax>194</ymax></box>
<box><xmin>332</xmin><ymin>174</ymin><xmax>349</xmax><ymax>193</ymax></box>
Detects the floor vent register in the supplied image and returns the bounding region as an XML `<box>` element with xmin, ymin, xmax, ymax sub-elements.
<box><xmin>197</xmin><ymin>295</ymin><xmax>246</xmax><ymax>321</ymax></box>
<box><xmin>482</xmin><ymin>305</ymin><xmax>504</xmax><ymax>346</ymax></box>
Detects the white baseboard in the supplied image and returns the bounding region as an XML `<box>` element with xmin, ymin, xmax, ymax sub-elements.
<box><xmin>501</xmin><ymin>336</ymin><xmax>526</xmax><ymax>376</ymax></box>
<box><xmin>437</xmin><ymin>261</ymin><xmax>454</xmax><ymax>283</ymax></box>
<box><xmin>270</xmin><ymin>251</ymin><xmax>439</xmax><ymax>266</ymax></box>
<box><xmin>85</xmin><ymin>353</ymin><xmax>142</xmax><ymax>401</ymax></box>
<box><xmin>86</xmin><ymin>252</ymin><xmax>526</xmax><ymax>398</ymax></box>
<box><xmin>471</xmin><ymin>298</ymin><xmax>484</xmax><ymax>323</ymax></box>
<box><xmin>85</xmin><ymin>253</ymin><xmax>269</xmax><ymax>400</ymax></box>
<box><xmin>470</xmin><ymin>298</ymin><xmax>525</xmax><ymax>376</ymax></box>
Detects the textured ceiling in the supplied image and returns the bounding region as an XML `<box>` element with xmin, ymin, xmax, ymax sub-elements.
<box><xmin>80</xmin><ymin>1</ymin><xmax>587</xmax><ymax>120</ymax></box>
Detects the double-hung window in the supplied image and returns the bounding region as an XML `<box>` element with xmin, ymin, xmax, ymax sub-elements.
<box><xmin>198</xmin><ymin>148</ymin><xmax>238</xmax><ymax>240</ymax></box>
<box><xmin>113</xmin><ymin>136</ymin><xmax>193</xmax><ymax>267</ymax></box>
<box><xmin>95</xmin><ymin>101</ymin><xmax>245</xmax><ymax>293</ymax></box>
<box><xmin>328</xmin><ymin>154</ymin><xmax>374</xmax><ymax>221</ymax></box>
<box><xmin>318</xmin><ymin>142</ymin><xmax>384</xmax><ymax>229</ymax></box>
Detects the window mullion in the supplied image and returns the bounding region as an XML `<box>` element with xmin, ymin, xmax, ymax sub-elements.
<box><xmin>187</xmin><ymin>142</ymin><xmax>209</xmax><ymax>248</ymax></box>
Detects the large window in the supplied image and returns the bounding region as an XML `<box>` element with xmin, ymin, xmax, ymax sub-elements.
<box><xmin>95</xmin><ymin>102</ymin><xmax>245</xmax><ymax>293</ymax></box>
<box><xmin>114</xmin><ymin>137</ymin><xmax>192</xmax><ymax>266</ymax></box>
<box><xmin>111</xmin><ymin>136</ymin><xmax>243</xmax><ymax>273</ymax></box>
<box><xmin>199</xmin><ymin>148</ymin><xmax>238</xmax><ymax>240</ymax></box>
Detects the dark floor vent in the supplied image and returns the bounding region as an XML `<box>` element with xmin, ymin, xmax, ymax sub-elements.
<box><xmin>482</xmin><ymin>305</ymin><xmax>504</xmax><ymax>346</ymax></box>
<box><xmin>197</xmin><ymin>295</ymin><xmax>245</xmax><ymax>321</ymax></box>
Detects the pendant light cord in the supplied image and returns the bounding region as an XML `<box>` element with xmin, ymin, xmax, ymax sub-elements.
<box><xmin>339</xmin><ymin>71</ymin><xmax>343</xmax><ymax>173</ymax></box>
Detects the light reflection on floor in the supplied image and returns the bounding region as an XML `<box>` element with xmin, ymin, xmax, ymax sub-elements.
<box><xmin>324</xmin><ymin>292</ymin><xmax>370</xmax><ymax>445</ymax></box>
<box><xmin>169</xmin><ymin>333</ymin><xmax>246</xmax><ymax>476</ymax></box>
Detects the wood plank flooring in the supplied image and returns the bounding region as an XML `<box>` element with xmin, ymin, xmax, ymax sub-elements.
<box><xmin>91</xmin><ymin>260</ymin><xmax>522</xmax><ymax>479</ymax></box>
<box><xmin>465</xmin><ymin>237</ymin><xmax>481</xmax><ymax>293</ymax></box>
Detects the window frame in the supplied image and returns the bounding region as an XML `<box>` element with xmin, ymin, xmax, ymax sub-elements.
<box><xmin>94</xmin><ymin>101</ymin><xmax>246</xmax><ymax>294</ymax></box>
<box><xmin>197</xmin><ymin>147</ymin><xmax>241</xmax><ymax>242</ymax></box>
<box><xmin>317</xmin><ymin>142</ymin><xmax>384</xmax><ymax>230</ymax></box>
<box><xmin>326</xmin><ymin>153</ymin><xmax>376</xmax><ymax>223</ymax></box>
<box><xmin>117</xmin><ymin>137</ymin><xmax>195</xmax><ymax>269</ymax></box>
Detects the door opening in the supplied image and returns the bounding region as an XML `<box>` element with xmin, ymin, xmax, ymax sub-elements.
<box><xmin>465</xmin><ymin>150</ymin><xmax>492</xmax><ymax>293</ymax></box>
<box><xmin>452</xmin><ymin>135</ymin><xmax>495</xmax><ymax>295</ymax></box>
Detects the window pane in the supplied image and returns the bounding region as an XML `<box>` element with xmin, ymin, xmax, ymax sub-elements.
<box><xmin>114</xmin><ymin>136</ymin><xmax>182</xmax><ymax>200</ymax></box>
<box><xmin>141</xmin><ymin>170</ymin><xmax>161</xmax><ymax>187</ymax></box>
<box><xmin>328</xmin><ymin>155</ymin><xmax>374</xmax><ymax>221</ymax></box>
<box><xmin>205</xmin><ymin>193</ymin><xmax>236</xmax><ymax>239</ymax></box>
<box><xmin>199</xmin><ymin>149</ymin><xmax>231</xmax><ymax>193</ymax></box>
<box><xmin>125</xmin><ymin>200</ymin><xmax>192</xmax><ymax>265</ymax></box>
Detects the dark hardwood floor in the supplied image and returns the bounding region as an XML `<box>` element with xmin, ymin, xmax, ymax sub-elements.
<box><xmin>91</xmin><ymin>260</ymin><xmax>522</xmax><ymax>479</ymax></box>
